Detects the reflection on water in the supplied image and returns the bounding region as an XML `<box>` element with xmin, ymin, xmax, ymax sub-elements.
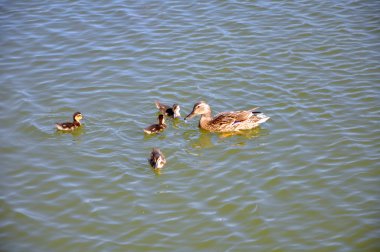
<box><xmin>171</xmin><ymin>118</ymin><xmax>183</xmax><ymax>129</ymax></box>
<box><xmin>189</xmin><ymin>127</ymin><xmax>270</xmax><ymax>149</ymax></box>
<box><xmin>54</xmin><ymin>127</ymin><xmax>85</xmax><ymax>135</ymax></box>
<box><xmin>217</xmin><ymin>127</ymin><xmax>267</xmax><ymax>139</ymax></box>
<box><xmin>54</xmin><ymin>127</ymin><xmax>86</xmax><ymax>143</ymax></box>
<box><xmin>152</xmin><ymin>167</ymin><xmax>163</xmax><ymax>176</ymax></box>
<box><xmin>190</xmin><ymin>130</ymin><xmax>214</xmax><ymax>149</ymax></box>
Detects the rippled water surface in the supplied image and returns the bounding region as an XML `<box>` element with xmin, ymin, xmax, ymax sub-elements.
<box><xmin>1</xmin><ymin>1</ymin><xmax>379</xmax><ymax>251</ymax></box>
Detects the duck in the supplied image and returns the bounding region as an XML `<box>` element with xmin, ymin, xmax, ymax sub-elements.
<box><xmin>143</xmin><ymin>114</ymin><xmax>167</xmax><ymax>134</ymax></box>
<box><xmin>155</xmin><ymin>101</ymin><xmax>181</xmax><ymax>118</ymax></box>
<box><xmin>149</xmin><ymin>148</ymin><xmax>166</xmax><ymax>169</ymax></box>
<box><xmin>184</xmin><ymin>101</ymin><xmax>270</xmax><ymax>132</ymax></box>
<box><xmin>55</xmin><ymin>112</ymin><xmax>83</xmax><ymax>131</ymax></box>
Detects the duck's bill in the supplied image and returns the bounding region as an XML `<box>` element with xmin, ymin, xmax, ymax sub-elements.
<box><xmin>256</xmin><ymin>113</ymin><xmax>270</xmax><ymax>124</ymax></box>
<box><xmin>184</xmin><ymin>112</ymin><xmax>195</xmax><ymax>121</ymax></box>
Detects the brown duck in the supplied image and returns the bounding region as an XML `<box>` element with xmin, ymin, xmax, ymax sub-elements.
<box><xmin>55</xmin><ymin>112</ymin><xmax>83</xmax><ymax>131</ymax></box>
<box><xmin>144</xmin><ymin>114</ymin><xmax>167</xmax><ymax>134</ymax></box>
<box><xmin>185</xmin><ymin>101</ymin><xmax>270</xmax><ymax>132</ymax></box>
<box><xmin>155</xmin><ymin>101</ymin><xmax>181</xmax><ymax>118</ymax></box>
<box><xmin>149</xmin><ymin>148</ymin><xmax>166</xmax><ymax>169</ymax></box>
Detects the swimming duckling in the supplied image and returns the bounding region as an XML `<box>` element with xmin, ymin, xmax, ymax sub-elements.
<box><xmin>149</xmin><ymin>148</ymin><xmax>166</xmax><ymax>169</ymax></box>
<box><xmin>185</xmin><ymin>101</ymin><xmax>270</xmax><ymax>132</ymax></box>
<box><xmin>155</xmin><ymin>101</ymin><xmax>181</xmax><ymax>118</ymax></box>
<box><xmin>55</xmin><ymin>112</ymin><xmax>83</xmax><ymax>131</ymax></box>
<box><xmin>143</xmin><ymin>114</ymin><xmax>167</xmax><ymax>134</ymax></box>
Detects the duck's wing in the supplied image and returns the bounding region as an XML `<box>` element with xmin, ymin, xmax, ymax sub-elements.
<box><xmin>56</xmin><ymin>122</ymin><xmax>74</xmax><ymax>130</ymax></box>
<box><xmin>150</xmin><ymin>149</ymin><xmax>159</xmax><ymax>160</ymax></box>
<box><xmin>213</xmin><ymin>110</ymin><xmax>253</xmax><ymax>125</ymax></box>
<box><xmin>61</xmin><ymin>122</ymin><xmax>74</xmax><ymax>127</ymax></box>
<box><xmin>144</xmin><ymin>124</ymin><xmax>166</xmax><ymax>134</ymax></box>
<box><xmin>149</xmin><ymin>151</ymin><xmax>158</xmax><ymax>167</ymax></box>
<box><xmin>144</xmin><ymin>124</ymin><xmax>158</xmax><ymax>134</ymax></box>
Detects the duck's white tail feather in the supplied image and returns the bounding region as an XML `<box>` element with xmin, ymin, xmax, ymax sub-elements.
<box><xmin>256</xmin><ymin>113</ymin><xmax>270</xmax><ymax>124</ymax></box>
<box><xmin>55</xmin><ymin>124</ymin><xmax>64</xmax><ymax>130</ymax></box>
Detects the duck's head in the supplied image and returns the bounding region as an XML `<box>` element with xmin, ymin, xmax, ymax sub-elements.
<box><xmin>158</xmin><ymin>114</ymin><xmax>165</xmax><ymax>124</ymax></box>
<box><xmin>152</xmin><ymin>155</ymin><xmax>165</xmax><ymax>169</ymax></box>
<box><xmin>172</xmin><ymin>104</ymin><xmax>181</xmax><ymax>118</ymax></box>
<box><xmin>184</xmin><ymin>101</ymin><xmax>210</xmax><ymax>120</ymax></box>
<box><xmin>73</xmin><ymin>112</ymin><xmax>83</xmax><ymax>122</ymax></box>
<box><xmin>151</xmin><ymin>148</ymin><xmax>165</xmax><ymax>169</ymax></box>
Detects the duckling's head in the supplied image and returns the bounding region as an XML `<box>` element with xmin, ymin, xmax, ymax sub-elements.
<box><xmin>153</xmin><ymin>155</ymin><xmax>165</xmax><ymax>169</ymax></box>
<box><xmin>184</xmin><ymin>101</ymin><xmax>210</xmax><ymax>120</ymax></box>
<box><xmin>158</xmin><ymin>114</ymin><xmax>165</xmax><ymax>124</ymax></box>
<box><xmin>172</xmin><ymin>104</ymin><xmax>181</xmax><ymax>118</ymax></box>
<box><xmin>73</xmin><ymin>112</ymin><xmax>83</xmax><ymax>122</ymax></box>
<box><xmin>151</xmin><ymin>148</ymin><xmax>166</xmax><ymax>169</ymax></box>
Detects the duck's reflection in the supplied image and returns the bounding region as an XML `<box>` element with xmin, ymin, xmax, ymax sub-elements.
<box><xmin>218</xmin><ymin>126</ymin><xmax>265</xmax><ymax>139</ymax></box>
<box><xmin>187</xmin><ymin>127</ymin><xmax>269</xmax><ymax>149</ymax></box>
<box><xmin>190</xmin><ymin>130</ymin><xmax>214</xmax><ymax>149</ymax></box>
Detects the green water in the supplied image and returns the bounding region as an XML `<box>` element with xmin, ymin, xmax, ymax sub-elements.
<box><xmin>1</xmin><ymin>1</ymin><xmax>379</xmax><ymax>251</ymax></box>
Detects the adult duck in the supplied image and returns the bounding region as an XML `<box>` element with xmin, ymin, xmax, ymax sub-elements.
<box><xmin>184</xmin><ymin>101</ymin><xmax>269</xmax><ymax>132</ymax></box>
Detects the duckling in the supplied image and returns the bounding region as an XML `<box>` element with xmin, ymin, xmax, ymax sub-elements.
<box><xmin>185</xmin><ymin>101</ymin><xmax>270</xmax><ymax>132</ymax></box>
<box><xmin>143</xmin><ymin>114</ymin><xmax>167</xmax><ymax>134</ymax></box>
<box><xmin>149</xmin><ymin>148</ymin><xmax>166</xmax><ymax>169</ymax></box>
<box><xmin>155</xmin><ymin>101</ymin><xmax>181</xmax><ymax>118</ymax></box>
<box><xmin>55</xmin><ymin>112</ymin><xmax>83</xmax><ymax>131</ymax></box>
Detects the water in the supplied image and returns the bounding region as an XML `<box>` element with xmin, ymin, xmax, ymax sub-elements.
<box><xmin>1</xmin><ymin>1</ymin><xmax>379</xmax><ymax>251</ymax></box>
